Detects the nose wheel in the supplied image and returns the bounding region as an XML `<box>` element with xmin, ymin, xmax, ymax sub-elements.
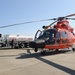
<box><xmin>34</xmin><ymin>48</ymin><xmax>38</xmax><ymax>52</ymax></box>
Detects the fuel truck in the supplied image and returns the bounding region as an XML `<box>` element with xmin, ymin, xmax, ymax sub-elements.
<box><xmin>0</xmin><ymin>34</ymin><xmax>33</xmax><ymax>48</ymax></box>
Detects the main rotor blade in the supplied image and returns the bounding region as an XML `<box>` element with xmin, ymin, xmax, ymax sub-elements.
<box><xmin>44</xmin><ymin>20</ymin><xmax>57</xmax><ymax>28</ymax></box>
<box><xmin>64</xmin><ymin>14</ymin><xmax>75</xmax><ymax>17</ymax></box>
<box><xmin>66</xmin><ymin>18</ymin><xmax>75</xmax><ymax>20</ymax></box>
<box><xmin>49</xmin><ymin>20</ymin><xmax>57</xmax><ymax>27</ymax></box>
<box><xmin>1</xmin><ymin>14</ymin><xmax>75</xmax><ymax>29</ymax></box>
<box><xmin>0</xmin><ymin>18</ymin><xmax>55</xmax><ymax>28</ymax></box>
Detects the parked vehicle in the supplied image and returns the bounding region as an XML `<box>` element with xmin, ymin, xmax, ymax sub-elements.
<box><xmin>0</xmin><ymin>34</ymin><xmax>33</xmax><ymax>48</ymax></box>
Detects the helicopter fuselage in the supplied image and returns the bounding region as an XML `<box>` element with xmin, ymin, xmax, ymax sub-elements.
<box><xmin>29</xmin><ymin>20</ymin><xmax>75</xmax><ymax>52</ymax></box>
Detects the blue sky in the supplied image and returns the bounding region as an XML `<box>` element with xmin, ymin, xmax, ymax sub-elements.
<box><xmin>0</xmin><ymin>0</ymin><xmax>75</xmax><ymax>36</ymax></box>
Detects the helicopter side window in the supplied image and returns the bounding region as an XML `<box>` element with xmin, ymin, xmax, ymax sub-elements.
<box><xmin>56</xmin><ymin>32</ymin><xmax>60</xmax><ymax>39</ymax></box>
<box><xmin>61</xmin><ymin>31</ymin><xmax>67</xmax><ymax>43</ymax></box>
<box><xmin>56</xmin><ymin>32</ymin><xmax>60</xmax><ymax>43</ymax></box>
<box><xmin>62</xmin><ymin>31</ymin><xmax>67</xmax><ymax>38</ymax></box>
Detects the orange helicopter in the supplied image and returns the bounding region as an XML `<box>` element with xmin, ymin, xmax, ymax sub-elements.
<box><xmin>29</xmin><ymin>14</ymin><xmax>75</xmax><ymax>54</ymax></box>
<box><xmin>0</xmin><ymin>14</ymin><xmax>75</xmax><ymax>54</ymax></box>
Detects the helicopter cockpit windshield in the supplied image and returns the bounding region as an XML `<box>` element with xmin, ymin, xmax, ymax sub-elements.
<box><xmin>37</xmin><ymin>29</ymin><xmax>57</xmax><ymax>40</ymax></box>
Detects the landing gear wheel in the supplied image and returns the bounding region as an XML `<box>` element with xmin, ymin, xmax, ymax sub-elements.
<box><xmin>72</xmin><ymin>48</ymin><xmax>75</xmax><ymax>51</ymax></box>
<box><xmin>34</xmin><ymin>48</ymin><xmax>38</xmax><ymax>52</ymax></box>
<box><xmin>56</xmin><ymin>49</ymin><xmax>59</xmax><ymax>51</ymax></box>
<box><xmin>41</xmin><ymin>51</ymin><xmax>46</xmax><ymax>55</ymax></box>
<box><xmin>55</xmin><ymin>49</ymin><xmax>59</xmax><ymax>51</ymax></box>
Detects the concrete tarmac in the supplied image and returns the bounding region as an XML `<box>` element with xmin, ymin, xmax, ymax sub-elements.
<box><xmin>0</xmin><ymin>48</ymin><xmax>75</xmax><ymax>75</ymax></box>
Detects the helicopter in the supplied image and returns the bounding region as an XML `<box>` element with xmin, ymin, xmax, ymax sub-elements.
<box><xmin>29</xmin><ymin>14</ymin><xmax>75</xmax><ymax>54</ymax></box>
<box><xmin>0</xmin><ymin>14</ymin><xmax>75</xmax><ymax>54</ymax></box>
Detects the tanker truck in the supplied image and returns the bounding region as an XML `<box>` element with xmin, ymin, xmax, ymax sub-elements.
<box><xmin>3</xmin><ymin>34</ymin><xmax>33</xmax><ymax>48</ymax></box>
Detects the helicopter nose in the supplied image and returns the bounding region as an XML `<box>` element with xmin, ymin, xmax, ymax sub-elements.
<box><xmin>29</xmin><ymin>39</ymin><xmax>45</xmax><ymax>48</ymax></box>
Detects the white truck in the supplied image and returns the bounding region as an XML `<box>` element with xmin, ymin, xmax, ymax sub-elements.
<box><xmin>0</xmin><ymin>33</ymin><xmax>6</xmax><ymax>47</ymax></box>
<box><xmin>0</xmin><ymin>34</ymin><xmax>33</xmax><ymax>48</ymax></box>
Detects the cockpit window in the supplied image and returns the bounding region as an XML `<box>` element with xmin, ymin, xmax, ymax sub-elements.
<box><xmin>38</xmin><ymin>29</ymin><xmax>57</xmax><ymax>39</ymax></box>
<box><xmin>43</xmin><ymin>31</ymin><xmax>51</xmax><ymax>37</ymax></box>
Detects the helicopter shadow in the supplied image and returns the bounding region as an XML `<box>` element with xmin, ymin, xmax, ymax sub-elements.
<box><xmin>16</xmin><ymin>49</ymin><xmax>75</xmax><ymax>75</ymax></box>
<box><xmin>16</xmin><ymin>49</ymin><xmax>71</xmax><ymax>59</ymax></box>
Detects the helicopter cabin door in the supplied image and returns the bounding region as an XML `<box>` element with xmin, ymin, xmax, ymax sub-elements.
<box><xmin>56</xmin><ymin>32</ymin><xmax>60</xmax><ymax>44</ymax></box>
<box><xmin>60</xmin><ymin>31</ymin><xmax>68</xmax><ymax>48</ymax></box>
<box><xmin>55</xmin><ymin>31</ymin><xmax>68</xmax><ymax>49</ymax></box>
